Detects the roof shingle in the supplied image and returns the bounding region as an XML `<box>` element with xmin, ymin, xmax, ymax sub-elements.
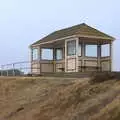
<box><xmin>31</xmin><ymin>23</ymin><xmax>115</xmax><ymax>46</ymax></box>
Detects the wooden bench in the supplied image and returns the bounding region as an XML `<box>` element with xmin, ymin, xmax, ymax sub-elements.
<box><xmin>57</xmin><ymin>67</ymin><xmax>65</xmax><ymax>72</ymax></box>
<box><xmin>78</xmin><ymin>66</ymin><xmax>101</xmax><ymax>72</ymax></box>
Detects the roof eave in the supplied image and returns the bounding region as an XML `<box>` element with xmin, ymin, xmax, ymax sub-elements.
<box><xmin>30</xmin><ymin>35</ymin><xmax>77</xmax><ymax>47</ymax></box>
<box><xmin>76</xmin><ymin>34</ymin><xmax>115</xmax><ymax>40</ymax></box>
<box><xmin>30</xmin><ymin>34</ymin><xmax>115</xmax><ymax>48</ymax></box>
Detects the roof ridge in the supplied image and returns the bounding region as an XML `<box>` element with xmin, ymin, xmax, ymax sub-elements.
<box><xmin>54</xmin><ymin>23</ymin><xmax>86</xmax><ymax>32</ymax></box>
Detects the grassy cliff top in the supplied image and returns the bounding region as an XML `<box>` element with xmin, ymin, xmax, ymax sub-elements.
<box><xmin>0</xmin><ymin>76</ymin><xmax>120</xmax><ymax>120</ymax></box>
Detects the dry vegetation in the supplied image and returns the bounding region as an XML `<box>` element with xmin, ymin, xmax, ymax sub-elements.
<box><xmin>0</xmin><ymin>74</ymin><xmax>120</xmax><ymax>120</ymax></box>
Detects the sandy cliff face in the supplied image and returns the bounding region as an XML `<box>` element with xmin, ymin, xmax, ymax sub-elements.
<box><xmin>0</xmin><ymin>77</ymin><xmax>120</xmax><ymax>120</ymax></box>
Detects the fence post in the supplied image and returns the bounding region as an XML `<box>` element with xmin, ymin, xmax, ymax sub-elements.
<box><xmin>1</xmin><ymin>65</ymin><xmax>4</xmax><ymax>76</ymax></box>
<box><xmin>6</xmin><ymin>65</ymin><xmax>8</xmax><ymax>76</ymax></box>
<box><xmin>1</xmin><ymin>65</ymin><xmax>3</xmax><ymax>76</ymax></box>
<box><xmin>1</xmin><ymin>65</ymin><xmax>2</xmax><ymax>76</ymax></box>
<box><xmin>13</xmin><ymin>64</ymin><xmax>15</xmax><ymax>76</ymax></box>
<box><xmin>20</xmin><ymin>63</ymin><xmax>22</xmax><ymax>76</ymax></box>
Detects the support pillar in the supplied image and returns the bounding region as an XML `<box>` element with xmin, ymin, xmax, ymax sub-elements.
<box><xmin>81</xmin><ymin>40</ymin><xmax>85</xmax><ymax>72</ymax></box>
<box><xmin>97</xmin><ymin>42</ymin><xmax>101</xmax><ymax>71</ymax></box>
<box><xmin>65</xmin><ymin>40</ymin><xmax>67</xmax><ymax>72</ymax></box>
<box><xmin>12</xmin><ymin>64</ymin><xmax>15</xmax><ymax>76</ymax></box>
<box><xmin>30</xmin><ymin>47</ymin><xmax>33</xmax><ymax>62</ymax></box>
<box><xmin>37</xmin><ymin>46</ymin><xmax>41</xmax><ymax>74</ymax></box>
<box><xmin>76</xmin><ymin>38</ymin><xmax>79</xmax><ymax>72</ymax></box>
<box><xmin>53</xmin><ymin>48</ymin><xmax>56</xmax><ymax>72</ymax></box>
<box><xmin>30</xmin><ymin>47</ymin><xmax>33</xmax><ymax>74</ymax></box>
<box><xmin>110</xmin><ymin>42</ymin><xmax>113</xmax><ymax>71</ymax></box>
<box><xmin>37</xmin><ymin>46</ymin><xmax>41</xmax><ymax>61</ymax></box>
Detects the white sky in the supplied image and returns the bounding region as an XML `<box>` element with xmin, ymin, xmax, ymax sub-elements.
<box><xmin>0</xmin><ymin>0</ymin><xmax>120</xmax><ymax>70</ymax></box>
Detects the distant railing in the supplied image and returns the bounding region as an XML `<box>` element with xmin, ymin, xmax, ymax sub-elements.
<box><xmin>0</xmin><ymin>61</ymin><xmax>33</xmax><ymax>76</ymax></box>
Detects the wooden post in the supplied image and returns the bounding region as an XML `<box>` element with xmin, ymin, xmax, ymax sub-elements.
<box><xmin>30</xmin><ymin>47</ymin><xmax>33</xmax><ymax>74</ymax></box>
<box><xmin>40</xmin><ymin>46</ymin><xmax>41</xmax><ymax>74</ymax></box>
<box><xmin>76</xmin><ymin>38</ymin><xmax>79</xmax><ymax>72</ymax></box>
<box><xmin>37</xmin><ymin>46</ymin><xmax>41</xmax><ymax>74</ymax></box>
<box><xmin>65</xmin><ymin>40</ymin><xmax>67</xmax><ymax>72</ymax></box>
<box><xmin>37</xmin><ymin>46</ymin><xmax>41</xmax><ymax>61</ymax></box>
<box><xmin>53</xmin><ymin>48</ymin><xmax>56</xmax><ymax>72</ymax></box>
<box><xmin>13</xmin><ymin>64</ymin><xmax>15</xmax><ymax>76</ymax></box>
<box><xmin>81</xmin><ymin>40</ymin><xmax>85</xmax><ymax>72</ymax></box>
<box><xmin>1</xmin><ymin>65</ymin><xmax>3</xmax><ymax>76</ymax></box>
<box><xmin>97</xmin><ymin>42</ymin><xmax>101</xmax><ymax>71</ymax></box>
<box><xmin>110</xmin><ymin>42</ymin><xmax>113</xmax><ymax>71</ymax></box>
<box><xmin>6</xmin><ymin>65</ymin><xmax>8</xmax><ymax>76</ymax></box>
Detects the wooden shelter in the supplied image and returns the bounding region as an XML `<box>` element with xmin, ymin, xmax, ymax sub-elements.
<box><xmin>30</xmin><ymin>23</ymin><xmax>115</xmax><ymax>74</ymax></box>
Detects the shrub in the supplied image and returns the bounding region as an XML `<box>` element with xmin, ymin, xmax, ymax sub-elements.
<box><xmin>90</xmin><ymin>72</ymin><xmax>119</xmax><ymax>84</ymax></box>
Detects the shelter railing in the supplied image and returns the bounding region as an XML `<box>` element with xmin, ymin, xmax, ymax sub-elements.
<box><xmin>0</xmin><ymin>61</ymin><xmax>35</xmax><ymax>76</ymax></box>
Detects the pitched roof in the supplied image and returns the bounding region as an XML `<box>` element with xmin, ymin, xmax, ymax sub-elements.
<box><xmin>31</xmin><ymin>23</ymin><xmax>115</xmax><ymax>46</ymax></box>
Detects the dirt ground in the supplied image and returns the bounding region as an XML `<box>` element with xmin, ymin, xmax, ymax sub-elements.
<box><xmin>0</xmin><ymin>76</ymin><xmax>120</xmax><ymax>120</ymax></box>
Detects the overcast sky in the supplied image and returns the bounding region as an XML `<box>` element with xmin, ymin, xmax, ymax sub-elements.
<box><xmin>0</xmin><ymin>0</ymin><xmax>120</xmax><ymax>70</ymax></box>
